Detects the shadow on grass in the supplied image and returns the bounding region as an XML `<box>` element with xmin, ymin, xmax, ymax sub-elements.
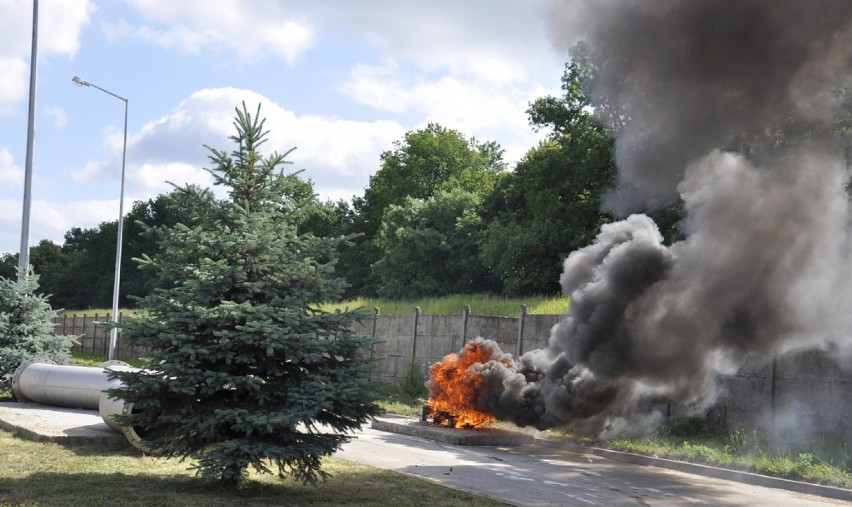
<box><xmin>65</xmin><ymin>442</ymin><xmax>141</xmax><ymax>458</ymax></box>
<box><xmin>0</xmin><ymin>467</ymin><xmax>505</xmax><ymax>507</ymax></box>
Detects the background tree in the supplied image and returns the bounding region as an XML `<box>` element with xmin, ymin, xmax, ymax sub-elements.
<box><xmin>349</xmin><ymin>123</ymin><xmax>505</xmax><ymax>295</ymax></box>
<box><xmin>0</xmin><ymin>254</ymin><xmax>15</xmax><ymax>281</ymax></box>
<box><xmin>372</xmin><ymin>189</ymin><xmax>498</xmax><ymax>298</ymax></box>
<box><xmin>0</xmin><ymin>268</ymin><xmax>76</xmax><ymax>391</ymax></box>
<box><xmin>481</xmin><ymin>62</ymin><xmax>618</xmax><ymax>295</ymax></box>
<box><xmin>108</xmin><ymin>104</ymin><xmax>379</xmax><ymax>487</ymax></box>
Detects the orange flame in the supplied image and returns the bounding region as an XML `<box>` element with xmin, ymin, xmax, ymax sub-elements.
<box><xmin>425</xmin><ymin>339</ymin><xmax>512</xmax><ymax>428</ymax></box>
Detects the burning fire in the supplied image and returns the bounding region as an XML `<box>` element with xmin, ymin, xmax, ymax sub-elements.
<box><xmin>425</xmin><ymin>339</ymin><xmax>512</xmax><ymax>428</ymax></box>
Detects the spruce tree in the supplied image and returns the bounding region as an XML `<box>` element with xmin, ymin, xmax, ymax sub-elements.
<box><xmin>109</xmin><ymin>104</ymin><xmax>379</xmax><ymax>486</ymax></box>
<box><xmin>0</xmin><ymin>268</ymin><xmax>76</xmax><ymax>391</ymax></box>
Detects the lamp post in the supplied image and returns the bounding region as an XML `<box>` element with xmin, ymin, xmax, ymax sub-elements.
<box><xmin>18</xmin><ymin>0</ymin><xmax>38</xmax><ymax>280</ymax></box>
<box><xmin>72</xmin><ymin>76</ymin><xmax>128</xmax><ymax>361</ymax></box>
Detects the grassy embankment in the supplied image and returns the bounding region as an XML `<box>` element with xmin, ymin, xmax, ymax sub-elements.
<box><xmin>316</xmin><ymin>294</ymin><xmax>569</xmax><ymax>316</ymax></box>
<box><xmin>59</xmin><ymin>294</ymin><xmax>570</xmax><ymax>319</ymax></box>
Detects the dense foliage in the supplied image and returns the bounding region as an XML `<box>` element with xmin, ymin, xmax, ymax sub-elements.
<box><xmin>107</xmin><ymin>104</ymin><xmax>380</xmax><ymax>486</ymax></box>
<box><xmin>373</xmin><ymin>189</ymin><xmax>498</xmax><ymax>297</ymax></box>
<box><xmin>0</xmin><ymin>268</ymin><xmax>76</xmax><ymax>390</ymax></box>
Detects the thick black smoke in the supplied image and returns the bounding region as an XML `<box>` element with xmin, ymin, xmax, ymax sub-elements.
<box><xmin>468</xmin><ymin>1</ymin><xmax>852</xmax><ymax>432</ymax></box>
<box><xmin>546</xmin><ymin>0</ymin><xmax>852</xmax><ymax>213</ymax></box>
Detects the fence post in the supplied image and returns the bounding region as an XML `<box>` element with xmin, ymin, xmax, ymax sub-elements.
<box><xmin>371</xmin><ymin>307</ymin><xmax>380</xmax><ymax>339</ymax></box>
<box><xmin>117</xmin><ymin>311</ymin><xmax>124</xmax><ymax>358</ymax></box>
<box><xmin>71</xmin><ymin>314</ymin><xmax>78</xmax><ymax>352</ymax></box>
<box><xmin>94</xmin><ymin>313</ymin><xmax>101</xmax><ymax>355</ymax></box>
<box><xmin>458</xmin><ymin>304</ymin><xmax>470</xmax><ymax>352</ymax></box>
<box><xmin>412</xmin><ymin>306</ymin><xmax>421</xmax><ymax>360</ymax></box>
<box><xmin>81</xmin><ymin>314</ymin><xmax>90</xmax><ymax>354</ymax></box>
<box><xmin>770</xmin><ymin>357</ymin><xmax>778</xmax><ymax>427</ymax></box>
<box><xmin>104</xmin><ymin>313</ymin><xmax>110</xmax><ymax>356</ymax></box>
<box><xmin>517</xmin><ymin>304</ymin><xmax>528</xmax><ymax>357</ymax></box>
<box><xmin>368</xmin><ymin>307</ymin><xmax>380</xmax><ymax>380</ymax></box>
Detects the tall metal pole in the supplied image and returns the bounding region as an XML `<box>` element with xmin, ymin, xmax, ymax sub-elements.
<box><xmin>71</xmin><ymin>76</ymin><xmax>128</xmax><ymax>360</ymax></box>
<box><xmin>18</xmin><ymin>0</ymin><xmax>39</xmax><ymax>280</ymax></box>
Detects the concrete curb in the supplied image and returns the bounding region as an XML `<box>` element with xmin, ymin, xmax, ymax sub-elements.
<box><xmin>0</xmin><ymin>402</ymin><xmax>128</xmax><ymax>448</ymax></box>
<box><xmin>372</xmin><ymin>416</ymin><xmax>534</xmax><ymax>446</ymax></box>
<box><xmin>533</xmin><ymin>437</ymin><xmax>852</xmax><ymax>503</ymax></box>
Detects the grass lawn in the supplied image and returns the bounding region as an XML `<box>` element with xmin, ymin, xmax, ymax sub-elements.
<box><xmin>0</xmin><ymin>422</ymin><xmax>504</xmax><ymax>507</ymax></box>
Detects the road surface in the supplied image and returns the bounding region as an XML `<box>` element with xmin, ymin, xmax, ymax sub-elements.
<box><xmin>336</xmin><ymin>425</ymin><xmax>848</xmax><ymax>507</ymax></box>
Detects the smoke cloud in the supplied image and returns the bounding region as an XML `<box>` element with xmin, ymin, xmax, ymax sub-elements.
<box><xmin>544</xmin><ymin>0</ymin><xmax>852</xmax><ymax>213</ymax></box>
<box><xmin>459</xmin><ymin>1</ymin><xmax>852</xmax><ymax>432</ymax></box>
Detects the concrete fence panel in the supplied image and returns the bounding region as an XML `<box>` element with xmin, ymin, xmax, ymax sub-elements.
<box><xmin>52</xmin><ymin>309</ymin><xmax>852</xmax><ymax>438</ymax></box>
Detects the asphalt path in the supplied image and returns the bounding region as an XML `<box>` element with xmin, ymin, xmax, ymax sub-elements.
<box><xmin>336</xmin><ymin>425</ymin><xmax>849</xmax><ymax>507</ymax></box>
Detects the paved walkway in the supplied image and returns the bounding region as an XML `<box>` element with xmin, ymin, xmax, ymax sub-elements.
<box><xmin>0</xmin><ymin>401</ymin><xmax>127</xmax><ymax>447</ymax></box>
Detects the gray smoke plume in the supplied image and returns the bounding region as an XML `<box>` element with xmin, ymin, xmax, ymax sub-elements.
<box><xmin>460</xmin><ymin>1</ymin><xmax>852</xmax><ymax>432</ymax></box>
<box><xmin>545</xmin><ymin>0</ymin><xmax>852</xmax><ymax>213</ymax></box>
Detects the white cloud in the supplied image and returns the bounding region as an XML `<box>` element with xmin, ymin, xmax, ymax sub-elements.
<box><xmin>324</xmin><ymin>1</ymin><xmax>562</xmax><ymax>85</ymax></box>
<box><xmin>117</xmin><ymin>0</ymin><xmax>315</xmax><ymax>64</ymax></box>
<box><xmin>328</xmin><ymin>2</ymin><xmax>562</xmax><ymax>167</ymax></box>
<box><xmin>340</xmin><ymin>62</ymin><xmax>550</xmax><ymax>169</ymax></box>
<box><xmin>44</xmin><ymin>106</ymin><xmax>68</xmax><ymax>129</ymax></box>
<box><xmin>0</xmin><ymin>0</ymin><xmax>94</xmax><ymax>112</ymax></box>
<box><xmin>88</xmin><ymin>87</ymin><xmax>404</xmax><ymax>202</ymax></box>
<box><xmin>0</xmin><ymin>148</ymin><xmax>23</xmax><ymax>186</ymax></box>
<box><xmin>70</xmin><ymin>160</ymin><xmax>104</xmax><ymax>182</ymax></box>
<box><xmin>0</xmin><ymin>197</ymin><xmax>122</xmax><ymax>254</ymax></box>
<box><xmin>132</xmin><ymin>161</ymin><xmax>214</xmax><ymax>197</ymax></box>
<box><xmin>342</xmin><ymin>62</ymin><xmax>540</xmax><ymax>133</ymax></box>
<box><xmin>39</xmin><ymin>0</ymin><xmax>96</xmax><ymax>56</ymax></box>
<box><xmin>0</xmin><ymin>58</ymin><xmax>27</xmax><ymax>114</ymax></box>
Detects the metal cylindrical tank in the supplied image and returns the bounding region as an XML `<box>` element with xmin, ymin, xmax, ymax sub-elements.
<box><xmin>98</xmin><ymin>381</ymin><xmax>148</xmax><ymax>451</ymax></box>
<box><xmin>11</xmin><ymin>358</ymin><xmax>147</xmax><ymax>450</ymax></box>
<box><xmin>12</xmin><ymin>358</ymin><xmax>135</xmax><ymax>409</ymax></box>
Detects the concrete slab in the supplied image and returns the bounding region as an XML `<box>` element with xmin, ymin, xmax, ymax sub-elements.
<box><xmin>0</xmin><ymin>401</ymin><xmax>128</xmax><ymax>448</ymax></box>
<box><xmin>372</xmin><ymin>415</ymin><xmax>534</xmax><ymax>446</ymax></box>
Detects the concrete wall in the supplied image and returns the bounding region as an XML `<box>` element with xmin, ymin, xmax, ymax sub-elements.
<box><xmin>717</xmin><ymin>349</ymin><xmax>852</xmax><ymax>437</ymax></box>
<box><xmin>55</xmin><ymin>313</ymin><xmax>141</xmax><ymax>359</ymax></box>
<box><xmin>53</xmin><ymin>311</ymin><xmax>852</xmax><ymax>437</ymax></box>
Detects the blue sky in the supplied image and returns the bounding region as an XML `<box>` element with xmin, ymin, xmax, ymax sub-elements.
<box><xmin>0</xmin><ymin>0</ymin><xmax>570</xmax><ymax>255</ymax></box>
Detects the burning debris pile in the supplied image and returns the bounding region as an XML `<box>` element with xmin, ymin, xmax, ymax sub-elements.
<box><xmin>424</xmin><ymin>338</ymin><xmax>513</xmax><ymax>428</ymax></box>
<box><xmin>427</xmin><ymin>0</ymin><xmax>852</xmax><ymax>435</ymax></box>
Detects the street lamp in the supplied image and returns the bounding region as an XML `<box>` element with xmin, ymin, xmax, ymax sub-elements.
<box><xmin>72</xmin><ymin>76</ymin><xmax>128</xmax><ymax>361</ymax></box>
<box><xmin>18</xmin><ymin>0</ymin><xmax>38</xmax><ymax>280</ymax></box>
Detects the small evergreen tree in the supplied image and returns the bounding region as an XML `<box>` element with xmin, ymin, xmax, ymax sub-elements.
<box><xmin>0</xmin><ymin>268</ymin><xmax>76</xmax><ymax>391</ymax></box>
<box><xmin>109</xmin><ymin>104</ymin><xmax>380</xmax><ymax>486</ymax></box>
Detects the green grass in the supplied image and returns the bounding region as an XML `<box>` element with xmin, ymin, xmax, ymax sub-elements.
<box><xmin>70</xmin><ymin>353</ymin><xmax>150</xmax><ymax>369</ymax></box>
<box><xmin>554</xmin><ymin>418</ymin><xmax>852</xmax><ymax>488</ymax></box>
<box><xmin>61</xmin><ymin>295</ymin><xmax>570</xmax><ymax>319</ymax></box>
<box><xmin>56</xmin><ymin>308</ymin><xmax>143</xmax><ymax>318</ymax></box>
<box><xmin>0</xmin><ymin>428</ymin><xmax>505</xmax><ymax>507</ymax></box>
<box><xmin>317</xmin><ymin>294</ymin><xmax>569</xmax><ymax>317</ymax></box>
